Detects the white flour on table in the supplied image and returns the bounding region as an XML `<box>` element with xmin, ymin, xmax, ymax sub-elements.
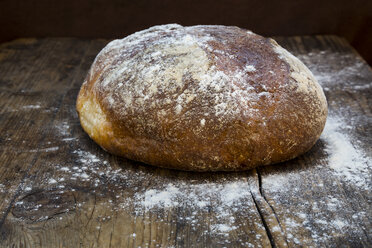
<box><xmin>13</xmin><ymin>49</ymin><xmax>371</xmax><ymax>246</ymax></box>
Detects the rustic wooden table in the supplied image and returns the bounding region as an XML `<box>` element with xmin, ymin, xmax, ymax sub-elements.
<box><xmin>0</xmin><ymin>36</ymin><xmax>371</xmax><ymax>248</ymax></box>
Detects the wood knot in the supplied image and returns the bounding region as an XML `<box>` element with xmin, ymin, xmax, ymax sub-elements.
<box><xmin>11</xmin><ymin>189</ymin><xmax>76</xmax><ymax>222</ymax></box>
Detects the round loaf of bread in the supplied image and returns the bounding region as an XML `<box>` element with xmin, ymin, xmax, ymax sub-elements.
<box><xmin>76</xmin><ymin>24</ymin><xmax>327</xmax><ymax>171</ymax></box>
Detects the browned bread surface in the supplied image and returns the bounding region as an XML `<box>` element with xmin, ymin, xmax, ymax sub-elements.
<box><xmin>76</xmin><ymin>24</ymin><xmax>328</xmax><ymax>171</ymax></box>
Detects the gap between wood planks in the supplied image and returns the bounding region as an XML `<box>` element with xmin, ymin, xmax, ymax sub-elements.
<box><xmin>248</xmin><ymin>169</ymin><xmax>289</xmax><ymax>248</ymax></box>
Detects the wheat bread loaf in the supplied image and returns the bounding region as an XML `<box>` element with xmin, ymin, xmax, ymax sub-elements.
<box><xmin>76</xmin><ymin>24</ymin><xmax>328</xmax><ymax>171</ymax></box>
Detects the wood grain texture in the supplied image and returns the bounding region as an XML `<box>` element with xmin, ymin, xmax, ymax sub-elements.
<box><xmin>0</xmin><ymin>35</ymin><xmax>371</xmax><ymax>247</ymax></box>
<box><xmin>0</xmin><ymin>38</ymin><xmax>94</xmax><ymax>220</ymax></box>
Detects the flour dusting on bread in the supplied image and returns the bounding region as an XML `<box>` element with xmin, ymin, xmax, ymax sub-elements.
<box><xmin>77</xmin><ymin>24</ymin><xmax>328</xmax><ymax>171</ymax></box>
<box><xmin>92</xmin><ymin>24</ymin><xmax>269</xmax><ymax>128</ymax></box>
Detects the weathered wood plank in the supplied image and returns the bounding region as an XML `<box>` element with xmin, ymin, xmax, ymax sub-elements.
<box><xmin>0</xmin><ymin>38</ymin><xmax>101</xmax><ymax>229</ymax></box>
<box><xmin>0</xmin><ymin>36</ymin><xmax>371</xmax><ymax>247</ymax></box>
<box><xmin>261</xmin><ymin>35</ymin><xmax>372</xmax><ymax>247</ymax></box>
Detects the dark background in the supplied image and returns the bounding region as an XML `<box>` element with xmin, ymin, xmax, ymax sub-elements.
<box><xmin>1</xmin><ymin>0</ymin><xmax>371</xmax><ymax>65</ymax></box>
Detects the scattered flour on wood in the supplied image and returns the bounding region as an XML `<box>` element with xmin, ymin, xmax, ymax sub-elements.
<box><xmin>260</xmin><ymin>50</ymin><xmax>371</xmax><ymax>246</ymax></box>
<box><xmin>132</xmin><ymin>180</ymin><xmax>254</xmax><ymax>235</ymax></box>
<box><xmin>297</xmin><ymin>51</ymin><xmax>372</xmax><ymax>92</ymax></box>
<box><xmin>21</xmin><ymin>145</ymin><xmax>257</xmax><ymax>236</ymax></box>
<box><xmin>27</xmin><ymin>146</ymin><xmax>60</xmax><ymax>153</ymax></box>
<box><xmin>55</xmin><ymin>121</ymin><xmax>71</xmax><ymax>137</ymax></box>
<box><xmin>322</xmin><ymin>116</ymin><xmax>371</xmax><ymax>190</ymax></box>
<box><xmin>13</xmin><ymin>49</ymin><xmax>371</xmax><ymax>246</ymax></box>
<box><xmin>135</xmin><ymin>181</ymin><xmax>250</xmax><ymax>210</ymax></box>
<box><xmin>263</xmin><ymin>114</ymin><xmax>371</xmax><ymax>192</ymax></box>
<box><xmin>48</xmin><ymin>178</ymin><xmax>57</xmax><ymax>184</ymax></box>
<box><xmin>22</xmin><ymin>104</ymin><xmax>41</xmax><ymax>109</ymax></box>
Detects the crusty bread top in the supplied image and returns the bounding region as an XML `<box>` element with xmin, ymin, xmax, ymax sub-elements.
<box><xmin>77</xmin><ymin>24</ymin><xmax>327</xmax><ymax>171</ymax></box>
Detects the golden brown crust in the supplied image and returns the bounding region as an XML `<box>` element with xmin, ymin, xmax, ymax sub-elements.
<box><xmin>76</xmin><ymin>24</ymin><xmax>328</xmax><ymax>171</ymax></box>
